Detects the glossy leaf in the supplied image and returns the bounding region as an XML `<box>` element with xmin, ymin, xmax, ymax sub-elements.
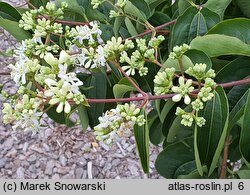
<box><xmin>155</xmin><ymin>137</ymin><xmax>194</xmax><ymax>178</ymax></box>
<box><xmin>46</xmin><ymin>106</ymin><xmax>74</xmax><ymax>126</ymax></box>
<box><xmin>78</xmin><ymin>105</ymin><xmax>89</xmax><ymax>132</ymax></box>
<box><xmin>124</xmin><ymin>1</ymin><xmax>147</xmax><ymax>21</ymax></box>
<box><xmin>197</xmin><ymin>87</ymin><xmax>229</xmax><ymax>175</ymax></box>
<box><xmin>0</xmin><ymin>18</ymin><xmax>32</xmax><ymax>42</ymax></box>
<box><xmin>164</xmin><ymin>55</ymin><xmax>194</xmax><ymax>72</ymax></box>
<box><xmin>125</xmin><ymin>17</ymin><xmax>138</xmax><ymax>36</ymax></box>
<box><xmin>87</xmin><ymin>70</ymin><xmax>107</xmax><ymax>126</ymax></box>
<box><xmin>237</xmin><ymin>170</ymin><xmax>250</xmax><ymax>179</ymax></box>
<box><xmin>113</xmin><ymin>77</ymin><xmax>137</xmax><ymax>99</ymax></box>
<box><xmin>190</xmin><ymin>34</ymin><xmax>250</xmax><ymax>57</ymax></box>
<box><xmin>134</xmin><ymin>110</ymin><xmax>149</xmax><ymax>173</ymax></box>
<box><xmin>0</xmin><ymin>2</ymin><xmax>22</xmax><ymax>21</ymax></box>
<box><xmin>178</xmin><ymin>0</ymin><xmax>192</xmax><ymax>15</ymax></box>
<box><xmin>194</xmin><ymin>124</ymin><xmax>203</xmax><ymax>176</ymax></box>
<box><xmin>204</xmin><ymin>0</ymin><xmax>232</xmax><ymax>19</ymax></box>
<box><xmin>208</xmin><ymin>18</ymin><xmax>250</xmax><ymax>44</ymax></box>
<box><xmin>228</xmin><ymin>88</ymin><xmax>250</xmax><ymax>131</ymax></box>
<box><xmin>235</xmin><ymin>0</ymin><xmax>250</xmax><ymax>18</ymax></box>
<box><xmin>149</xmin><ymin>116</ymin><xmax>164</xmax><ymax>145</ymax></box>
<box><xmin>216</xmin><ymin>57</ymin><xmax>250</xmax><ymax>83</ymax></box>
<box><xmin>170</xmin><ymin>6</ymin><xmax>220</xmax><ymax>50</ymax></box>
<box><xmin>240</xmin><ymin>91</ymin><xmax>250</xmax><ymax>168</ymax></box>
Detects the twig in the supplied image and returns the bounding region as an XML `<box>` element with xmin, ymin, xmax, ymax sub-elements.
<box><xmin>127</xmin><ymin>20</ymin><xmax>176</xmax><ymax>40</ymax></box>
<box><xmin>219</xmin><ymin>136</ymin><xmax>232</xmax><ymax>179</ymax></box>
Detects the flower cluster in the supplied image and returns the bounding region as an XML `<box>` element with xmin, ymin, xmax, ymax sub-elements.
<box><xmin>153</xmin><ymin>44</ymin><xmax>217</xmax><ymax>127</ymax></box>
<box><xmin>169</xmin><ymin>44</ymin><xmax>191</xmax><ymax>59</ymax></box>
<box><xmin>154</xmin><ymin>68</ymin><xmax>175</xmax><ymax>95</ymax></box>
<box><xmin>91</xmin><ymin>0</ymin><xmax>127</xmax><ymax>18</ymax></box>
<box><xmin>2</xmin><ymin>95</ymin><xmax>42</xmax><ymax>132</ymax></box>
<box><xmin>120</xmin><ymin>36</ymin><xmax>165</xmax><ymax>76</ymax></box>
<box><xmin>94</xmin><ymin>103</ymin><xmax>145</xmax><ymax>144</ymax></box>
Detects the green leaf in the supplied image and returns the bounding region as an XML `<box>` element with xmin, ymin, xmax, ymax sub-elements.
<box><xmin>190</xmin><ymin>34</ymin><xmax>250</xmax><ymax>57</ymax></box>
<box><xmin>164</xmin><ymin>55</ymin><xmax>194</xmax><ymax>72</ymax></box>
<box><xmin>134</xmin><ymin>110</ymin><xmax>149</xmax><ymax>173</ymax></box>
<box><xmin>184</xmin><ymin>49</ymin><xmax>212</xmax><ymax>70</ymax></box>
<box><xmin>240</xmin><ymin>91</ymin><xmax>250</xmax><ymax>168</ymax></box>
<box><xmin>204</xmin><ymin>0</ymin><xmax>232</xmax><ymax>19</ymax></box>
<box><xmin>87</xmin><ymin>70</ymin><xmax>107</xmax><ymax>126</ymax></box>
<box><xmin>235</xmin><ymin>0</ymin><xmax>250</xmax><ymax>18</ymax></box>
<box><xmin>208</xmin><ymin>87</ymin><xmax>229</xmax><ymax>175</ymax></box>
<box><xmin>113</xmin><ymin>77</ymin><xmax>137</xmax><ymax>99</ymax></box>
<box><xmin>29</xmin><ymin>0</ymin><xmax>49</xmax><ymax>8</ymax></box>
<box><xmin>124</xmin><ymin>1</ymin><xmax>147</xmax><ymax>21</ymax></box>
<box><xmin>197</xmin><ymin>87</ymin><xmax>229</xmax><ymax>175</ymax></box>
<box><xmin>125</xmin><ymin>17</ymin><xmax>138</xmax><ymax>36</ymax></box>
<box><xmin>216</xmin><ymin>57</ymin><xmax>250</xmax><ymax>83</ymax></box>
<box><xmin>0</xmin><ymin>2</ymin><xmax>22</xmax><ymax>21</ymax></box>
<box><xmin>145</xmin><ymin>0</ymin><xmax>166</xmax><ymax>10</ymax></box>
<box><xmin>208</xmin><ymin>18</ymin><xmax>250</xmax><ymax>44</ymax></box>
<box><xmin>0</xmin><ymin>18</ymin><xmax>32</xmax><ymax>42</ymax></box>
<box><xmin>149</xmin><ymin>116</ymin><xmax>164</xmax><ymax>145</ymax></box>
<box><xmin>155</xmin><ymin>137</ymin><xmax>194</xmax><ymax>178</ymax></box>
<box><xmin>178</xmin><ymin>0</ymin><xmax>192</xmax><ymax>15</ymax></box>
<box><xmin>228</xmin><ymin>88</ymin><xmax>250</xmax><ymax>131</ymax></box>
<box><xmin>170</xmin><ymin>7</ymin><xmax>220</xmax><ymax>50</ymax></box>
<box><xmin>129</xmin><ymin>0</ymin><xmax>151</xmax><ymax>19</ymax></box>
<box><xmin>46</xmin><ymin>105</ymin><xmax>74</xmax><ymax>126</ymax></box>
<box><xmin>113</xmin><ymin>17</ymin><xmax>124</xmax><ymax>37</ymax></box>
<box><xmin>237</xmin><ymin>170</ymin><xmax>250</xmax><ymax>179</ymax></box>
<box><xmin>167</xmin><ymin>105</ymin><xmax>192</xmax><ymax>143</ymax></box>
<box><xmin>78</xmin><ymin>105</ymin><xmax>89</xmax><ymax>132</ymax></box>
<box><xmin>194</xmin><ymin>124</ymin><xmax>203</xmax><ymax>176</ymax></box>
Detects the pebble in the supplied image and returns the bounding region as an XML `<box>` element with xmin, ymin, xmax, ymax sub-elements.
<box><xmin>75</xmin><ymin>167</ymin><xmax>84</xmax><ymax>179</ymax></box>
<box><xmin>3</xmin><ymin>137</ymin><xmax>14</xmax><ymax>150</ymax></box>
<box><xmin>59</xmin><ymin>155</ymin><xmax>67</xmax><ymax>166</ymax></box>
<box><xmin>16</xmin><ymin>167</ymin><xmax>25</xmax><ymax>179</ymax></box>
<box><xmin>0</xmin><ymin>158</ymin><xmax>6</xmax><ymax>168</ymax></box>
<box><xmin>22</xmin><ymin>142</ymin><xmax>29</xmax><ymax>153</ymax></box>
<box><xmin>45</xmin><ymin>160</ymin><xmax>55</xmax><ymax>175</ymax></box>
<box><xmin>27</xmin><ymin>154</ymin><xmax>37</xmax><ymax>162</ymax></box>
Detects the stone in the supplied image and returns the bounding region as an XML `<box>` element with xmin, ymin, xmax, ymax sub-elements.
<box><xmin>3</xmin><ymin>137</ymin><xmax>13</xmax><ymax>150</ymax></box>
<box><xmin>5</xmin><ymin>149</ymin><xmax>17</xmax><ymax>158</ymax></box>
<box><xmin>28</xmin><ymin>165</ymin><xmax>37</xmax><ymax>173</ymax></box>
<box><xmin>22</xmin><ymin>142</ymin><xmax>29</xmax><ymax>153</ymax></box>
<box><xmin>59</xmin><ymin>155</ymin><xmax>67</xmax><ymax>166</ymax></box>
<box><xmin>16</xmin><ymin>167</ymin><xmax>25</xmax><ymax>179</ymax></box>
<box><xmin>0</xmin><ymin>158</ymin><xmax>6</xmax><ymax>168</ymax></box>
<box><xmin>111</xmin><ymin>159</ymin><xmax>120</xmax><ymax>167</ymax></box>
<box><xmin>45</xmin><ymin>160</ymin><xmax>55</xmax><ymax>175</ymax></box>
<box><xmin>77</xmin><ymin>157</ymin><xmax>87</xmax><ymax>167</ymax></box>
<box><xmin>75</xmin><ymin>168</ymin><xmax>84</xmax><ymax>179</ymax></box>
<box><xmin>52</xmin><ymin>174</ymin><xmax>60</xmax><ymax>179</ymax></box>
<box><xmin>27</xmin><ymin>154</ymin><xmax>37</xmax><ymax>162</ymax></box>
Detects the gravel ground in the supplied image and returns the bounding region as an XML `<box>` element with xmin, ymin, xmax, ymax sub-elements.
<box><xmin>0</xmin><ymin>0</ymin><xmax>162</xmax><ymax>179</ymax></box>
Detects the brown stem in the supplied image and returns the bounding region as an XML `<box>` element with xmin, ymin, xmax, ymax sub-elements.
<box><xmin>127</xmin><ymin>20</ymin><xmax>176</xmax><ymax>40</ymax></box>
<box><xmin>219</xmin><ymin>136</ymin><xmax>232</xmax><ymax>179</ymax></box>
<box><xmin>37</xmin><ymin>15</ymin><xmax>89</xmax><ymax>26</ymax></box>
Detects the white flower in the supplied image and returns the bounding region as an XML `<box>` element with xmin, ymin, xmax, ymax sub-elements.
<box><xmin>13</xmin><ymin>110</ymin><xmax>42</xmax><ymax>132</ymax></box>
<box><xmin>9</xmin><ymin>59</ymin><xmax>28</xmax><ymax>85</ymax></box>
<box><xmin>76</xmin><ymin>46</ymin><xmax>106</xmax><ymax>69</ymax></box>
<box><xmin>72</xmin><ymin>21</ymin><xmax>103</xmax><ymax>44</ymax></box>
<box><xmin>172</xmin><ymin>77</ymin><xmax>194</xmax><ymax>104</ymax></box>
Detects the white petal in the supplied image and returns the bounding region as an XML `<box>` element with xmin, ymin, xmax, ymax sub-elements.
<box><xmin>172</xmin><ymin>94</ymin><xmax>182</xmax><ymax>102</ymax></box>
<box><xmin>64</xmin><ymin>101</ymin><xmax>71</xmax><ymax>114</ymax></box>
<box><xmin>56</xmin><ymin>102</ymin><xmax>64</xmax><ymax>113</ymax></box>
<box><xmin>184</xmin><ymin>95</ymin><xmax>191</xmax><ymax>105</ymax></box>
<box><xmin>44</xmin><ymin>53</ymin><xmax>58</xmax><ymax>66</ymax></box>
<box><xmin>59</xmin><ymin>50</ymin><xmax>70</xmax><ymax>64</ymax></box>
